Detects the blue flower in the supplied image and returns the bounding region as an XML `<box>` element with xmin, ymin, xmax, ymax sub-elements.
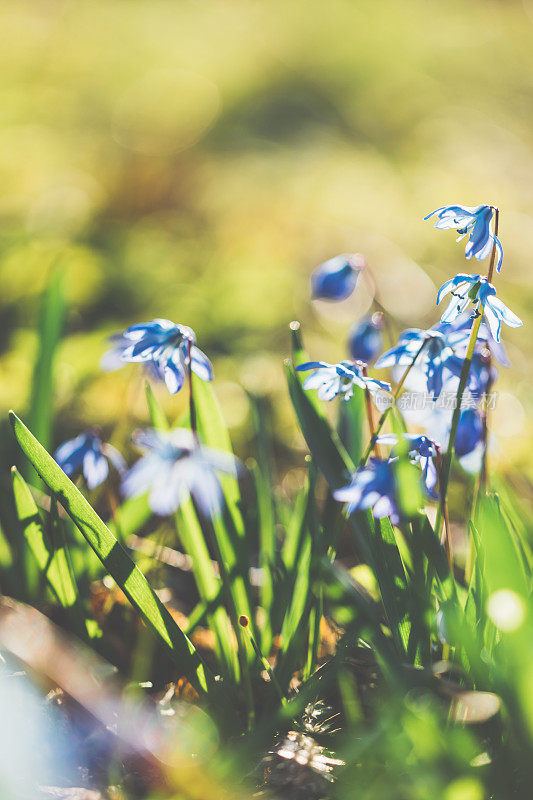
<box><xmin>375</xmin><ymin>329</ymin><xmax>456</xmax><ymax>398</ymax></box>
<box><xmin>424</xmin><ymin>406</ymin><xmax>484</xmax><ymax>464</ymax></box>
<box><xmin>122</xmin><ymin>429</ymin><xmax>239</xmax><ymax>517</ymax></box>
<box><xmin>446</xmin><ymin>348</ymin><xmax>498</xmax><ymax>398</ymax></box>
<box><xmin>424</xmin><ymin>204</ymin><xmax>503</xmax><ymax>273</ymax></box>
<box><xmin>436</xmin><ymin>312</ymin><xmax>509</xmax><ymax>367</ymax></box>
<box><xmin>54</xmin><ymin>430</ymin><xmax>125</xmax><ymax>489</ymax></box>
<box><xmin>436</xmin><ymin>274</ymin><xmax>522</xmax><ymax>342</ymax></box>
<box><xmin>333</xmin><ymin>458</ymin><xmax>401</xmax><ymax>525</ymax></box>
<box><xmin>311</xmin><ymin>254</ymin><xmax>365</xmax><ymax>301</ymax></box>
<box><xmin>455</xmin><ymin>408</ymin><xmax>484</xmax><ymax>458</ymax></box>
<box><xmin>296</xmin><ymin>360</ymin><xmax>391</xmax><ymax>402</ymax></box>
<box><xmin>348</xmin><ymin>313</ymin><xmax>384</xmax><ymax>363</ymax></box>
<box><xmin>102</xmin><ymin>319</ymin><xmax>213</xmax><ymax>394</ymax></box>
<box><xmin>376</xmin><ymin>433</ymin><xmax>439</xmax><ymax>499</ymax></box>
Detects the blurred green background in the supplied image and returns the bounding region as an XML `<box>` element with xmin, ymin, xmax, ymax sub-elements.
<box><xmin>1</xmin><ymin>0</ymin><xmax>532</xmax><ymax>478</ymax></box>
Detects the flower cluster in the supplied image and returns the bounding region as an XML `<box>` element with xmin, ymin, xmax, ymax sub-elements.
<box><xmin>52</xmin><ymin>202</ymin><xmax>522</xmax><ymax>535</ymax></box>
<box><xmin>330</xmin><ymin>202</ymin><xmax>521</xmax><ymax>524</ymax></box>
<box><xmin>55</xmin><ymin>319</ymin><xmax>234</xmax><ymax>518</ymax></box>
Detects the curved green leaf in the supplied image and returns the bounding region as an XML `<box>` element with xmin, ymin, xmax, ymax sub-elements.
<box><xmin>9</xmin><ymin>411</ymin><xmax>216</xmax><ymax>700</ymax></box>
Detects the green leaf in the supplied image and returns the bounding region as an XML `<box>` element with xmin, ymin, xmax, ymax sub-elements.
<box><xmin>289</xmin><ymin>321</ymin><xmax>321</xmax><ymax>412</ymax></box>
<box><xmin>248</xmin><ymin>394</ymin><xmax>276</xmax><ymax>652</ymax></box>
<box><xmin>322</xmin><ymin>559</ymin><xmax>403</xmax><ymax>676</ymax></box>
<box><xmin>477</xmin><ymin>494</ymin><xmax>529</xmax><ymax>599</ymax></box>
<box><xmin>286</xmin><ymin>361</ymin><xmax>353</xmax><ymax>490</ymax></box>
<box><xmin>277</xmin><ymin>464</ymin><xmax>324</xmax><ymax>685</ymax></box>
<box><xmin>338</xmin><ymin>389</ymin><xmax>365</xmax><ymax>464</ymax></box>
<box><xmin>108</xmin><ymin>493</ymin><xmax>152</xmax><ymax>544</ymax></box>
<box><xmin>147</xmin><ymin>376</ymin><xmax>239</xmax><ymax>680</ymax></box>
<box><xmin>145</xmin><ymin>381</ymin><xmax>170</xmax><ymax>431</ymax></box>
<box><xmin>9</xmin><ymin>411</ymin><xmax>216</xmax><ymax>700</ymax></box>
<box><xmin>11</xmin><ymin>467</ymin><xmax>98</xmax><ymax>638</ymax></box>
<box><xmin>176</xmin><ymin>500</ymin><xmax>239</xmax><ymax>681</ymax></box>
<box><xmin>192</xmin><ymin>376</ymin><xmax>254</xmax><ymax>633</ymax></box>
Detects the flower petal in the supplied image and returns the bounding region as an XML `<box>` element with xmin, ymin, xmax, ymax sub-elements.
<box><xmin>486</xmin><ymin>296</ymin><xmax>522</xmax><ymax>328</ymax></box>
<box><xmin>83</xmin><ymin>449</ymin><xmax>109</xmax><ymax>490</ymax></box>
<box><xmin>311</xmin><ymin>255</ymin><xmax>359</xmax><ymax>301</ymax></box>
<box><xmin>191</xmin><ymin>346</ymin><xmax>214</xmax><ymax>382</ymax></box>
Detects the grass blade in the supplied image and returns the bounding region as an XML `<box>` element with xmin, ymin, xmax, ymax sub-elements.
<box><xmin>12</xmin><ymin>467</ymin><xmax>99</xmax><ymax>638</ymax></box>
<box><xmin>286</xmin><ymin>360</ymin><xmax>353</xmax><ymax>490</ymax></box>
<box><xmin>144</xmin><ymin>377</ymin><xmax>239</xmax><ymax>679</ymax></box>
<box><xmin>9</xmin><ymin>410</ymin><xmax>217</xmax><ymax>700</ymax></box>
<box><xmin>193</xmin><ymin>376</ymin><xmax>254</xmax><ymax>634</ymax></box>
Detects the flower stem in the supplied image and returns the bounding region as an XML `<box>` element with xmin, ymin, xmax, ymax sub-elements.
<box><xmin>239</xmin><ymin>616</ymin><xmax>287</xmax><ymax>707</ymax></box>
<box><xmin>187</xmin><ymin>339</ymin><xmax>199</xmax><ymax>443</ymax></box>
<box><xmin>436</xmin><ymin>451</ymin><xmax>453</xmax><ymax>573</ymax></box>
<box><xmin>434</xmin><ymin>207</ymin><xmax>499</xmax><ymax>541</ymax></box>
<box><xmin>434</xmin><ymin>312</ymin><xmax>483</xmax><ymax>541</ymax></box>
<box><xmin>479</xmin><ymin>364</ymin><xmax>494</xmax><ymax>491</ymax></box>
<box><xmin>359</xmin><ymin>337</ymin><xmax>429</xmax><ymax>466</ymax></box>
<box><xmin>210</xmin><ymin>514</ymin><xmax>255</xmax><ymax>729</ymax></box>
<box><xmin>362</xmin><ymin>365</ymin><xmax>380</xmax><ymax>458</ymax></box>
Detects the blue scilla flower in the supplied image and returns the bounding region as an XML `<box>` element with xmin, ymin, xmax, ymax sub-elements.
<box><xmin>446</xmin><ymin>347</ymin><xmax>498</xmax><ymax>399</ymax></box>
<box><xmin>348</xmin><ymin>312</ymin><xmax>384</xmax><ymax>363</ymax></box>
<box><xmin>424</xmin><ymin>204</ymin><xmax>503</xmax><ymax>273</ymax></box>
<box><xmin>436</xmin><ymin>313</ymin><xmax>509</xmax><ymax>367</ymax></box>
<box><xmin>54</xmin><ymin>430</ymin><xmax>125</xmax><ymax>489</ymax></box>
<box><xmin>296</xmin><ymin>360</ymin><xmax>391</xmax><ymax>403</ymax></box>
<box><xmin>424</xmin><ymin>406</ymin><xmax>483</xmax><ymax>463</ymax></box>
<box><xmin>376</xmin><ymin>433</ymin><xmax>439</xmax><ymax>499</ymax></box>
<box><xmin>122</xmin><ymin>428</ymin><xmax>239</xmax><ymax>517</ymax></box>
<box><xmin>436</xmin><ymin>274</ymin><xmax>522</xmax><ymax>343</ymax></box>
<box><xmin>310</xmin><ymin>253</ymin><xmax>365</xmax><ymax>301</ymax></box>
<box><xmin>333</xmin><ymin>458</ymin><xmax>401</xmax><ymax>525</ymax></box>
<box><xmin>455</xmin><ymin>408</ymin><xmax>484</xmax><ymax>458</ymax></box>
<box><xmin>375</xmin><ymin>329</ymin><xmax>456</xmax><ymax>398</ymax></box>
<box><xmin>102</xmin><ymin>319</ymin><xmax>213</xmax><ymax>395</ymax></box>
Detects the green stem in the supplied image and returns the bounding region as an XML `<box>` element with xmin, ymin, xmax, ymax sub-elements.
<box><xmin>211</xmin><ymin>513</ymin><xmax>255</xmax><ymax>729</ymax></box>
<box><xmin>359</xmin><ymin>337</ymin><xmax>430</xmax><ymax>466</ymax></box>
<box><xmin>240</xmin><ymin>617</ymin><xmax>287</xmax><ymax>707</ymax></box>
<box><xmin>434</xmin><ymin>312</ymin><xmax>483</xmax><ymax>541</ymax></box>
<box><xmin>434</xmin><ymin>206</ymin><xmax>500</xmax><ymax>541</ymax></box>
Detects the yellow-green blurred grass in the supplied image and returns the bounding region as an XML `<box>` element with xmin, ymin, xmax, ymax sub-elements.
<box><xmin>1</xmin><ymin>0</ymin><xmax>533</xmax><ymax>478</ymax></box>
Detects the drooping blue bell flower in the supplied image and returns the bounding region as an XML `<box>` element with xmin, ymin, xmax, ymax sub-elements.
<box><xmin>122</xmin><ymin>428</ymin><xmax>239</xmax><ymax>517</ymax></box>
<box><xmin>348</xmin><ymin>312</ymin><xmax>384</xmax><ymax>363</ymax></box>
<box><xmin>102</xmin><ymin>319</ymin><xmax>213</xmax><ymax>395</ymax></box>
<box><xmin>310</xmin><ymin>253</ymin><xmax>365</xmax><ymax>301</ymax></box>
<box><xmin>54</xmin><ymin>430</ymin><xmax>125</xmax><ymax>489</ymax></box>
<box><xmin>424</xmin><ymin>204</ymin><xmax>503</xmax><ymax>273</ymax></box>
<box><xmin>436</xmin><ymin>275</ymin><xmax>522</xmax><ymax>342</ymax></box>
<box><xmin>376</xmin><ymin>433</ymin><xmax>439</xmax><ymax>499</ymax></box>
<box><xmin>333</xmin><ymin>458</ymin><xmax>401</xmax><ymax>525</ymax></box>
<box><xmin>296</xmin><ymin>360</ymin><xmax>391</xmax><ymax>403</ymax></box>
